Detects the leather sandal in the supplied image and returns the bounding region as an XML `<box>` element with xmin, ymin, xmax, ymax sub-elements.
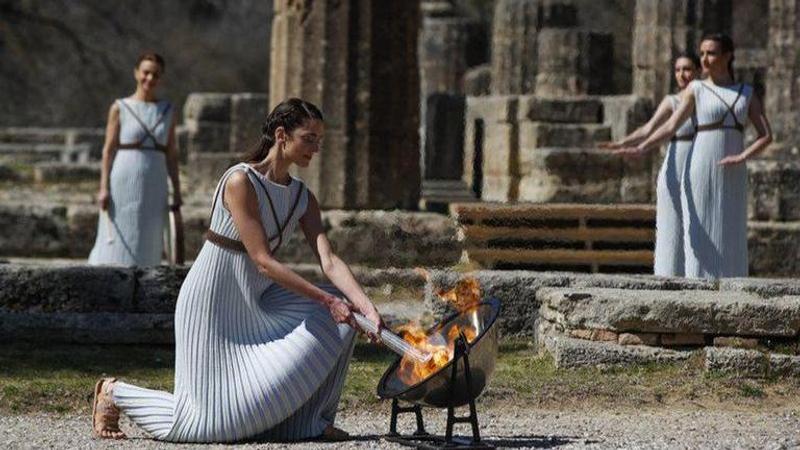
<box><xmin>91</xmin><ymin>378</ymin><xmax>126</xmax><ymax>439</ymax></box>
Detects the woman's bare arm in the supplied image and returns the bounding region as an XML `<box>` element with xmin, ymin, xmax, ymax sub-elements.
<box><xmin>97</xmin><ymin>103</ymin><xmax>120</xmax><ymax>210</ymax></box>
<box><xmin>600</xmin><ymin>96</ymin><xmax>673</xmax><ymax>149</ymax></box>
<box><xmin>300</xmin><ymin>192</ymin><xmax>382</xmax><ymax>329</ymax></box>
<box><xmin>224</xmin><ymin>172</ymin><xmax>354</xmax><ymax>324</ymax></box>
<box><xmin>616</xmin><ymin>87</ymin><xmax>696</xmax><ymax>156</ymax></box>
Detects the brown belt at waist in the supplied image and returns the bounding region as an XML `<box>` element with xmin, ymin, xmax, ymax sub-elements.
<box><xmin>695</xmin><ymin>123</ymin><xmax>744</xmax><ymax>133</ymax></box>
<box><xmin>118</xmin><ymin>143</ymin><xmax>167</xmax><ymax>152</ymax></box>
<box><xmin>204</xmin><ymin>229</ymin><xmax>246</xmax><ymax>253</ymax></box>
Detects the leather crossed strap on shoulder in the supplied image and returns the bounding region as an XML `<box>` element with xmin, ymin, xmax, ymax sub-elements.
<box><xmin>695</xmin><ymin>83</ymin><xmax>746</xmax><ymax>133</ymax></box>
<box><xmin>204</xmin><ymin>166</ymin><xmax>307</xmax><ymax>255</ymax></box>
<box><xmin>117</xmin><ymin>100</ymin><xmax>172</xmax><ymax>152</ymax></box>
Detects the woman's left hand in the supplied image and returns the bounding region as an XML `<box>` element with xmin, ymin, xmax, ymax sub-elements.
<box><xmin>718</xmin><ymin>154</ymin><xmax>747</xmax><ymax>166</ymax></box>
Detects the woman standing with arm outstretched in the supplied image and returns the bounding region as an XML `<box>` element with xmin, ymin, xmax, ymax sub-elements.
<box><xmin>601</xmin><ymin>53</ymin><xmax>702</xmax><ymax>276</ymax></box>
<box><xmin>616</xmin><ymin>34</ymin><xmax>773</xmax><ymax>279</ymax></box>
<box><xmin>88</xmin><ymin>52</ymin><xmax>183</xmax><ymax>266</ymax></box>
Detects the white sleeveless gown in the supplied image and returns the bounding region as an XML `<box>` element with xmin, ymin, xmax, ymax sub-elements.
<box><xmin>88</xmin><ymin>99</ymin><xmax>172</xmax><ymax>267</ymax></box>
<box><xmin>653</xmin><ymin>94</ymin><xmax>695</xmax><ymax>276</ymax></box>
<box><xmin>682</xmin><ymin>80</ymin><xmax>752</xmax><ymax>279</ymax></box>
<box><xmin>112</xmin><ymin>163</ymin><xmax>356</xmax><ymax>442</ymax></box>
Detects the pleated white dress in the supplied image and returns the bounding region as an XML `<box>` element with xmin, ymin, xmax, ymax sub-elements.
<box><xmin>88</xmin><ymin>99</ymin><xmax>172</xmax><ymax>267</ymax></box>
<box><xmin>682</xmin><ymin>80</ymin><xmax>752</xmax><ymax>279</ymax></box>
<box><xmin>653</xmin><ymin>95</ymin><xmax>695</xmax><ymax>276</ymax></box>
<box><xmin>112</xmin><ymin>163</ymin><xmax>356</xmax><ymax>443</ymax></box>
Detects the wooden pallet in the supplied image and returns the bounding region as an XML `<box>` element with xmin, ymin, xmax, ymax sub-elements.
<box><xmin>451</xmin><ymin>203</ymin><xmax>656</xmax><ymax>273</ymax></box>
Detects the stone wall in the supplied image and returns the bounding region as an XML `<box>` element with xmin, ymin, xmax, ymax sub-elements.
<box><xmin>0</xmin><ymin>1</ymin><xmax>273</xmax><ymax>127</ymax></box>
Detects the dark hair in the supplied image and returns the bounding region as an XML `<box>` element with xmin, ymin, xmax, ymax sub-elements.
<box><xmin>136</xmin><ymin>52</ymin><xmax>166</xmax><ymax>72</ymax></box>
<box><xmin>700</xmin><ymin>33</ymin><xmax>735</xmax><ymax>81</ymax></box>
<box><xmin>243</xmin><ymin>98</ymin><xmax>324</xmax><ymax>162</ymax></box>
<box><xmin>674</xmin><ymin>51</ymin><xmax>701</xmax><ymax>71</ymax></box>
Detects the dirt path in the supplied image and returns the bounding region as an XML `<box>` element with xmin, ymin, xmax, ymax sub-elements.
<box><xmin>3</xmin><ymin>404</ymin><xmax>799</xmax><ymax>449</ymax></box>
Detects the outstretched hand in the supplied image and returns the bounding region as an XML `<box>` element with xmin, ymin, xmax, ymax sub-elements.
<box><xmin>718</xmin><ymin>154</ymin><xmax>746</xmax><ymax>166</ymax></box>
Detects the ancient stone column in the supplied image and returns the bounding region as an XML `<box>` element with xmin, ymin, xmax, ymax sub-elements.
<box><xmin>766</xmin><ymin>0</ymin><xmax>800</xmax><ymax>152</ymax></box>
<box><xmin>631</xmin><ymin>0</ymin><xmax>695</xmax><ymax>102</ymax></box>
<box><xmin>535</xmin><ymin>28</ymin><xmax>614</xmax><ymax>97</ymax></box>
<box><xmin>269</xmin><ymin>0</ymin><xmax>421</xmax><ymax>209</ymax></box>
<box><xmin>490</xmin><ymin>0</ymin><xmax>541</xmax><ymax>95</ymax></box>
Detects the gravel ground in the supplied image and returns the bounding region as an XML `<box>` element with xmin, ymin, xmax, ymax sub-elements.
<box><xmin>3</xmin><ymin>405</ymin><xmax>800</xmax><ymax>449</ymax></box>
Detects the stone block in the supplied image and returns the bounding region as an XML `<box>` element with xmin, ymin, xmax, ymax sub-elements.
<box><xmin>518</xmin><ymin>148</ymin><xmax>623</xmax><ymax>203</ymax></box>
<box><xmin>544</xmin><ymin>335</ymin><xmax>692</xmax><ymax>369</ymax></box>
<box><xmin>713</xmin><ymin>336</ymin><xmax>759</xmax><ymax>350</ymax></box>
<box><xmin>748</xmin><ymin>221</ymin><xmax>800</xmax><ymax>277</ymax></box>
<box><xmin>183</xmin><ymin>93</ymin><xmax>232</xmax><ymax>123</ymax></box>
<box><xmin>517</xmin><ymin>96</ymin><xmax>603</xmax><ymax>124</ymax></box>
<box><xmin>0</xmin><ymin>204</ymin><xmax>69</xmax><ymax>257</ymax></box>
<box><xmin>704</xmin><ymin>347</ymin><xmax>768</xmax><ymax>377</ymax></box>
<box><xmin>0</xmin><ymin>263</ymin><xmax>135</xmax><ymax>313</ymax></box>
<box><xmin>0</xmin><ymin>311</ymin><xmax>174</xmax><ymax>344</ymax></box>
<box><xmin>229</xmin><ymin>93</ymin><xmax>269</xmax><ymax>153</ymax></box>
<box><xmin>66</xmin><ymin>205</ymin><xmax>98</xmax><ymax>257</ymax></box>
<box><xmin>134</xmin><ymin>266</ymin><xmax>191</xmax><ymax>313</ymax></box>
<box><xmin>769</xmin><ymin>354</ymin><xmax>800</xmax><ymax>377</ymax></box>
<box><xmin>660</xmin><ymin>333</ymin><xmax>705</xmax><ymax>346</ymax></box>
<box><xmin>481</xmin><ymin>175</ymin><xmax>519</xmax><ymax>203</ymax></box>
<box><xmin>466</xmin><ymin>96</ymin><xmax>519</xmax><ymax>124</ymax></box>
<box><xmin>718</xmin><ymin>277</ymin><xmax>800</xmax><ymax>298</ymax></box>
<box><xmin>748</xmin><ymin>160</ymin><xmax>800</xmax><ymax>221</ymax></box>
<box><xmin>518</xmin><ymin>123</ymin><xmax>611</xmax><ymax>149</ymax></box>
<box><xmin>185</xmin><ymin>121</ymin><xmax>232</xmax><ymax>154</ymax></box>
<box><xmin>33</xmin><ymin>162</ymin><xmax>100</xmax><ymax>183</ymax></box>
<box><xmin>535</xmin><ymin>29</ymin><xmax>613</xmax><ymax>96</ymax></box>
<box><xmin>569</xmin><ymin>328</ymin><xmax>618</xmax><ymax>342</ymax></box>
<box><xmin>537</xmin><ymin>287</ymin><xmax>800</xmax><ymax>337</ymax></box>
<box><xmin>600</xmin><ymin>95</ymin><xmax>653</xmax><ymax>142</ymax></box>
<box><xmin>618</xmin><ymin>332</ymin><xmax>659</xmax><ymax>346</ymax></box>
<box><xmin>464</xmin><ymin>65</ymin><xmax>491</xmax><ymax>96</ymax></box>
<box><xmin>186</xmin><ymin>152</ymin><xmax>241</xmax><ymax>193</ymax></box>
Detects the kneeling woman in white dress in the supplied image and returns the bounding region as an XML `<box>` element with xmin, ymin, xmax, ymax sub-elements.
<box><xmin>91</xmin><ymin>98</ymin><xmax>384</xmax><ymax>442</ymax></box>
<box><xmin>617</xmin><ymin>34</ymin><xmax>774</xmax><ymax>279</ymax></box>
<box><xmin>602</xmin><ymin>52</ymin><xmax>702</xmax><ymax>276</ymax></box>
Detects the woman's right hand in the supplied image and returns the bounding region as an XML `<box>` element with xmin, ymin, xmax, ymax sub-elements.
<box><xmin>325</xmin><ymin>296</ymin><xmax>355</xmax><ymax>326</ymax></box>
<box><xmin>97</xmin><ymin>189</ymin><xmax>110</xmax><ymax>211</ymax></box>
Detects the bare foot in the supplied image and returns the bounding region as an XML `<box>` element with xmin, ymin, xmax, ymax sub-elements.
<box><xmin>322</xmin><ymin>424</ymin><xmax>350</xmax><ymax>441</ymax></box>
<box><xmin>91</xmin><ymin>378</ymin><xmax>126</xmax><ymax>439</ymax></box>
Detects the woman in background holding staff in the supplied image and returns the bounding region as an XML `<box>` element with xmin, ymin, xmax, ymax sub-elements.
<box><xmin>88</xmin><ymin>52</ymin><xmax>183</xmax><ymax>266</ymax></box>
<box><xmin>615</xmin><ymin>34</ymin><xmax>773</xmax><ymax>279</ymax></box>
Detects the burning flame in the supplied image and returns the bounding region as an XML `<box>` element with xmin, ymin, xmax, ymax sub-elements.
<box><xmin>396</xmin><ymin>277</ymin><xmax>481</xmax><ymax>385</ymax></box>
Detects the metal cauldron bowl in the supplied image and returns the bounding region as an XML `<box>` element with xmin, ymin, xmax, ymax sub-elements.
<box><xmin>376</xmin><ymin>298</ymin><xmax>501</xmax><ymax>408</ymax></box>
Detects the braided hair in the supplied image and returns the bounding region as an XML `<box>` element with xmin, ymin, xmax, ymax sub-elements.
<box><xmin>243</xmin><ymin>98</ymin><xmax>324</xmax><ymax>163</ymax></box>
<box><xmin>701</xmin><ymin>33</ymin><xmax>735</xmax><ymax>82</ymax></box>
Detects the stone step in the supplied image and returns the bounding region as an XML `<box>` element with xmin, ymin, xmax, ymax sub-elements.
<box><xmin>519</xmin><ymin>122</ymin><xmax>612</xmax><ymax>149</ymax></box>
<box><xmin>538</xmin><ymin>287</ymin><xmax>800</xmax><ymax>337</ymax></box>
<box><xmin>517</xmin><ymin>96</ymin><xmax>604</xmax><ymax>124</ymax></box>
<box><xmin>451</xmin><ymin>202</ymin><xmax>655</xmax><ymax>223</ymax></box>
<box><xmin>543</xmin><ymin>334</ymin><xmax>692</xmax><ymax>369</ymax></box>
<box><xmin>518</xmin><ymin>147</ymin><xmax>651</xmax><ymax>203</ymax></box>
<box><xmin>33</xmin><ymin>162</ymin><xmax>100</xmax><ymax>183</ymax></box>
<box><xmin>748</xmin><ymin>160</ymin><xmax>800</xmax><ymax>221</ymax></box>
<box><xmin>420</xmin><ymin>179</ymin><xmax>477</xmax><ymax>209</ymax></box>
<box><xmin>0</xmin><ymin>142</ymin><xmax>93</xmax><ymax>163</ymax></box>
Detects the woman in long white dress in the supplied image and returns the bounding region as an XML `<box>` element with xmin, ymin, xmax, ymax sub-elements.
<box><xmin>88</xmin><ymin>52</ymin><xmax>183</xmax><ymax>266</ymax></box>
<box><xmin>617</xmin><ymin>34</ymin><xmax>774</xmax><ymax>279</ymax></box>
<box><xmin>90</xmin><ymin>98</ymin><xmax>383</xmax><ymax>442</ymax></box>
<box><xmin>602</xmin><ymin>53</ymin><xmax>702</xmax><ymax>276</ymax></box>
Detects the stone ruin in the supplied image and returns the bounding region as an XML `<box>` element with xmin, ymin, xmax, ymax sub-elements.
<box><xmin>2</xmin><ymin>0</ymin><xmax>800</xmax><ymax>380</ymax></box>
